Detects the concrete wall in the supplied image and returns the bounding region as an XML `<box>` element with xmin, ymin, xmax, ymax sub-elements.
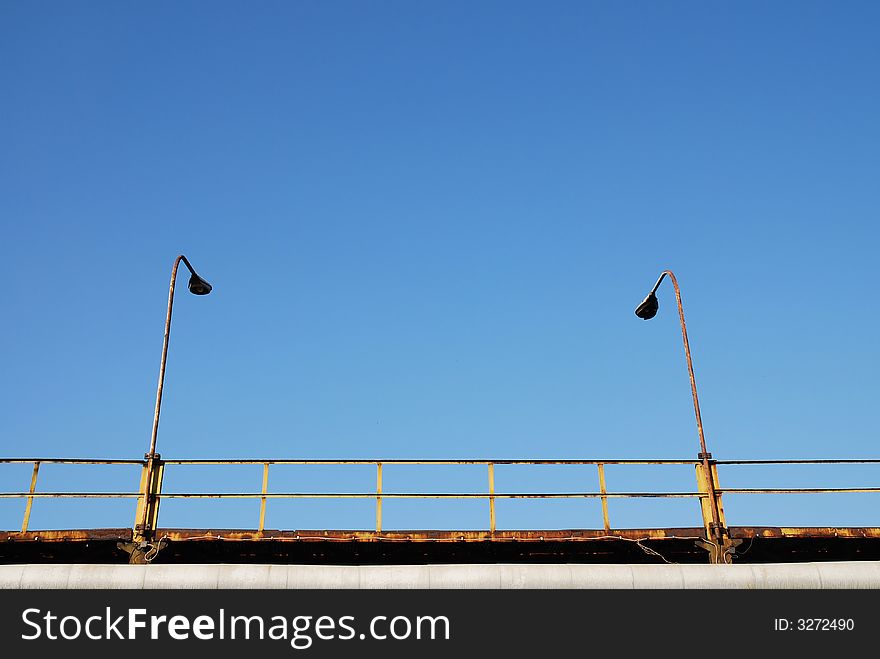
<box><xmin>3</xmin><ymin>562</ymin><xmax>880</xmax><ymax>588</ymax></box>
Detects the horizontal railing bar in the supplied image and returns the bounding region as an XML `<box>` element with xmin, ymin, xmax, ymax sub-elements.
<box><xmin>157</xmin><ymin>492</ymin><xmax>705</xmax><ymax>499</ymax></box>
<box><xmin>0</xmin><ymin>459</ymin><xmax>145</xmax><ymax>465</ymax></box>
<box><xmin>0</xmin><ymin>493</ymin><xmax>143</xmax><ymax>498</ymax></box>
<box><xmin>6</xmin><ymin>487</ymin><xmax>877</xmax><ymax>498</ymax></box>
<box><xmin>720</xmin><ymin>487</ymin><xmax>880</xmax><ymax>494</ymax></box>
<box><xmin>0</xmin><ymin>458</ymin><xmax>698</xmax><ymax>466</ymax></box>
<box><xmin>156</xmin><ymin>459</ymin><xmax>700</xmax><ymax>465</ymax></box>
<box><xmin>0</xmin><ymin>492</ymin><xmax>704</xmax><ymax>499</ymax></box>
<box><xmin>717</xmin><ymin>459</ymin><xmax>880</xmax><ymax>465</ymax></box>
<box><xmin>3</xmin><ymin>458</ymin><xmax>878</xmax><ymax>465</ymax></box>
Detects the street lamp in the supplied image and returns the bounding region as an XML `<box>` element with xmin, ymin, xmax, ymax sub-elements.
<box><xmin>139</xmin><ymin>255</ymin><xmax>212</xmax><ymax>539</ymax></box>
<box><xmin>634</xmin><ymin>270</ymin><xmax>725</xmax><ymax>549</ymax></box>
<box><xmin>148</xmin><ymin>255</ymin><xmax>212</xmax><ymax>458</ymax></box>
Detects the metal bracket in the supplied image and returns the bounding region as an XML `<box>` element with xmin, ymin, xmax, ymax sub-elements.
<box><xmin>118</xmin><ymin>539</ymin><xmax>168</xmax><ymax>564</ymax></box>
<box><xmin>696</xmin><ymin>537</ymin><xmax>743</xmax><ymax>563</ymax></box>
<box><xmin>698</xmin><ymin>452</ymin><xmax>713</xmax><ymax>460</ymax></box>
<box><xmin>709</xmin><ymin>522</ymin><xmax>728</xmax><ymax>537</ymax></box>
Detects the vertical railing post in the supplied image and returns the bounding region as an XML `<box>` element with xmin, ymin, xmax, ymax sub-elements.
<box><xmin>710</xmin><ymin>462</ymin><xmax>726</xmax><ymax>531</ymax></box>
<box><xmin>488</xmin><ymin>462</ymin><xmax>496</xmax><ymax>533</ymax></box>
<box><xmin>259</xmin><ymin>462</ymin><xmax>270</xmax><ymax>532</ymax></box>
<box><xmin>134</xmin><ymin>460</ymin><xmax>149</xmax><ymax>537</ymax></box>
<box><xmin>597</xmin><ymin>463</ymin><xmax>610</xmax><ymax>532</ymax></box>
<box><xmin>21</xmin><ymin>461</ymin><xmax>41</xmax><ymax>533</ymax></box>
<box><xmin>695</xmin><ymin>459</ymin><xmax>728</xmax><ymax>563</ymax></box>
<box><xmin>376</xmin><ymin>462</ymin><xmax>383</xmax><ymax>532</ymax></box>
<box><xmin>134</xmin><ymin>454</ymin><xmax>164</xmax><ymax>542</ymax></box>
<box><xmin>695</xmin><ymin>461</ymin><xmax>713</xmax><ymax>536</ymax></box>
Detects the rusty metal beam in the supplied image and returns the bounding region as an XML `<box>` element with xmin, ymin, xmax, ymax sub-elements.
<box><xmin>5</xmin><ymin>527</ymin><xmax>880</xmax><ymax>544</ymax></box>
<box><xmin>728</xmin><ymin>527</ymin><xmax>880</xmax><ymax>539</ymax></box>
<box><xmin>0</xmin><ymin>529</ymin><xmax>134</xmax><ymax>542</ymax></box>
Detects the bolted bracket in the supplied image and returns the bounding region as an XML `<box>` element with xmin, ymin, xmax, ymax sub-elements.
<box><xmin>709</xmin><ymin>522</ymin><xmax>728</xmax><ymax>537</ymax></box>
<box><xmin>118</xmin><ymin>539</ymin><xmax>168</xmax><ymax>565</ymax></box>
<box><xmin>696</xmin><ymin>537</ymin><xmax>743</xmax><ymax>564</ymax></box>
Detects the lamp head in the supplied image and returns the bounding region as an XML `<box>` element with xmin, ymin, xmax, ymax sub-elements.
<box><xmin>188</xmin><ymin>273</ymin><xmax>212</xmax><ymax>295</ymax></box>
<box><xmin>635</xmin><ymin>292</ymin><xmax>659</xmax><ymax>320</ymax></box>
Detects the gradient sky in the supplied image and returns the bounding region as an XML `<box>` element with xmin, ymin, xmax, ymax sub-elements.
<box><xmin>1</xmin><ymin>1</ymin><xmax>878</xmax><ymax>534</ymax></box>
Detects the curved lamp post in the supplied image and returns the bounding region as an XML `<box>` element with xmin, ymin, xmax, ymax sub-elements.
<box><xmin>635</xmin><ymin>270</ymin><xmax>725</xmax><ymax>550</ymax></box>
<box><xmin>147</xmin><ymin>255</ymin><xmax>212</xmax><ymax>459</ymax></box>
<box><xmin>138</xmin><ymin>255</ymin><xmax>212</xmax><ymax>541</ymax></box>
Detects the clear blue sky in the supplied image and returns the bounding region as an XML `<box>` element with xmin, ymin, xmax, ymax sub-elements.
<box><xmin>1</xmin><ymin>1</ymin><xmax>878</xmax><ymax>534</ymax></box>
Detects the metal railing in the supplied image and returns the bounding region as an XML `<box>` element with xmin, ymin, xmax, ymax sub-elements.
<box><xmin>3</xmin><ymin>457</ymin><xmax>880</xmax><ymax>537</ymax></box>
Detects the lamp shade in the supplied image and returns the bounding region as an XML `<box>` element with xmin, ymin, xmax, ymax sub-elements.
<box><xmin>188</xmin><ymin>273</ymin><xmax>212</xmax><ymax>295</ymax></box>
<box><xmin>635</xmin><ymin>292</ymin><xmax>659</xmax><ymax>320</ymax></box>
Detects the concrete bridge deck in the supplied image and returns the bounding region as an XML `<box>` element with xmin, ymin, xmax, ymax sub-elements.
<box><xmin>4</xmin><ymin>560</ymin><xmax>880</xmax><ymax>589</ymax></box>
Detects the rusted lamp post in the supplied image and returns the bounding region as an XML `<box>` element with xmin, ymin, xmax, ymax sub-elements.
<box><xmin>635</xmin><ymin>270</ymin><xmax>726</xmax><ymax>554</ymax></box>
<box><xmin>136</xmin><ymin>255</ymin><xmax>212</xmax><ymax>548</ymax></box>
